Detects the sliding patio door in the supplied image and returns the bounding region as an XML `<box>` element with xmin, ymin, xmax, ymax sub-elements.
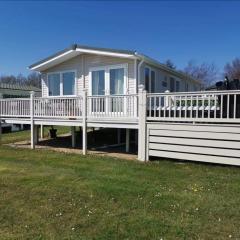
<box><xmin>90</xmin><ymin>64</ymin><xmax>127</xmax><ymax>115</ymax></box>
<box><xmin>91</xmin><ymin>70</ymin><xmax>105</xmax><ymax>113</ymax></box>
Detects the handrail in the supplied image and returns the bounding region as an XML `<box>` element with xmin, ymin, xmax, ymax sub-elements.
<box><xmin>147</xmin><ymin>89</ymin><xmax>240</xmax><ymax>96</ymax></box>
<box><xmin>146</xmin><ymin>90</ymin><xmax>240</xmax><ymax>122</ymax></box>
<box><xmin>87</xmin><ymin>94</ymin><xmax>138</xmax><ymax>98</ymax></box>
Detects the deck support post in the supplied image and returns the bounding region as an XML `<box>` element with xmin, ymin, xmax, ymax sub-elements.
<box><xmin>34</xmin><ymin>125</ymin><xmax>39</xmax><ymax>144</ymax></box>
<box><xmin>82</xmin><ymin>89</ymin><xmax>87</xmax><ymax>155</ymax></box>
<box><xmin>40</xmin><ymin>125</ymin><xmax>44</xmax><ymax>139</ymax></box>
<box><xmin>71</xmin><ymin>126</ymin><xmax>76</xmax><ymax>148</ymax></box>
<box><xmin>0</xmin><ymin>93</ymin><xmax>2</xmax><ymax>144</ymax></box>
<box><xmin>30</xmin><ymin>91</ymin><xmax>35</xmax><ymax>149</ymax></box>
<box><xmin>138</xmin><ymin>85</ymin><xmax>147</xmax><ymax>161</ymax></box>
<box><xmin>117</xmin><ymin>129</ymin><xmax>121</xmax><ymax>144</ymax></box>
<box><xmin>126</xmin><ymin>129</ymin><xmax>130</xmax><ymax>152</ymax></box>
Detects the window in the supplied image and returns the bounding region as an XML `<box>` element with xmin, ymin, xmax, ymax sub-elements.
<box><xmin>145</xmin><ymin>67</ymin><xmax>156</xmax><ymax>93</ymax></box>
<box><xmin>185</xmin><ymin>83</ymin><xmax>189</xmax><ymax>92</ymax></box>
<box><xmin>110</xmin><ymin>68</ymin><xmax>124</xmax><ymax>95</ymax></box>
<box><xmin>48</xmin><ymin>73</ymin><xmax>60</xmax><ymax>96</ymax></box>
<box><xmin>151</xmin><ymin>70</ymin><xmax>155</xmax><ymax>93</ymax></box>
<box><xmin>63</xmin><ymin>72</ymin><xmax>75</xmax><ymax>95</ymax></box>
<box><xmin>176</xmin><ymin>81</ymin><xmax>180</xmax><ymax>92</ymax></box>
<box><xmin>92</xmin><ymin>70</ymin><xmax>105</xmax><ymax>95</ymax></box>
<box><xmin>48</xmin><ymin>71</ymin><xmax>75</xmax><ymax>96</ymax></box>
<box><xmin>162</xmin><ymin>76</ymin><xmax>168</xmax><ymax>88</ymax></box>
<box><xmin>170</xmin><ymin>77</ymin><xmax>175</xmax><ymax>92</ymax></box>
<box><xmin>145</xmin><ymin>68</ymin><xmax>150</xmax><ymax>92</ymax></box>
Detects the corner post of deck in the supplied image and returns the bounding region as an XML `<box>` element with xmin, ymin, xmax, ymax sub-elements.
<box><xmin>30</xmin><ymin>91</ymin><xmax>35</xmax><ymax>149</ymax></box>
<box><xmin>0</xmin><ymin>93</ymin><xmax>3</xmax><ymax>144</ymax></box>
<box><xmin>82</xmin><ymin>89</ymin><xmax>87</xmax><ymax>155</ymax></box>
<box><xmin>138</xmin><ymin>85</ymin><xmax>147</xmax><ymax>161</ymax></box>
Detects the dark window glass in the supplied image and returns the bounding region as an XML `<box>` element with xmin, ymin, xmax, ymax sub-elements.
<box><xmin>145</xmin><ymin>68</ymin><xmax>150</xmax><ymax>92</ymax></box>
<box><xmin>63</xmin><ymin>72</ymin><xmax>75</xmax><ymax>95</ymax></box>
<box><xmin>48</xmin><ymin>73</ymin><xmax>60</xmax><ymax>96</ymax></box>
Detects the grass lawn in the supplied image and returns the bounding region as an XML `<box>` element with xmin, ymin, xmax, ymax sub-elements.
<box><xmin>1</xmin><ymin>126</ymin><xmax>70</xmax><ymax>145</ymax></box>
<box><xmin>0</xmin><ymin>131</ymin><xmax>240</xmax><ymax>239</ymax></box>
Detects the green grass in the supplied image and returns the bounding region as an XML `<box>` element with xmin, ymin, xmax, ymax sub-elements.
<box><xmin>1</xmin><ymin>126</ymin><xmax>70</xmax><ymax>144</ymax></box>
<box><xmin>0</xmin><ymin>131</ymin><xmax>240</xmax><ymax>239</ymax></box>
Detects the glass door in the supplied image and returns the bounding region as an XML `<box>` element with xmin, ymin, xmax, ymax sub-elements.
<box><xmin>110</xmin><ymin>68</ymin><xmax>125</xmax><ymax>113</ymax></box>
<box><xmin>91</xmin><ymin>70</ymin><xmax>105</xmax><ymax>113</ymax></box>
<box><xmin>90</xmin><ymin>65</ymin><xmax>126</xmax><ymax>115</ymax></box>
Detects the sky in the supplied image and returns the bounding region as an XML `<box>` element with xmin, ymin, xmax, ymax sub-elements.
<box><xmin>0</xmin><ymin>1</ymin><xmax>240</xmax><ymax>77</ymax></box>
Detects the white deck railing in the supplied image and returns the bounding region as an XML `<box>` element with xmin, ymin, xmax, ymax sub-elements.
<box><xmin>0</xmin><ymin>94</ymin><xmax>138</xmax><ymax>120</ymax></box>
<box><xmin>34</xmin><ymin>97</ymin><xmax>83</xmax><ymax>119</ymax></box>
<box><xmin>1</xmin><ymin>89</ymin><xmax>240</xmax><ymax>124</ymax></box>
<box><xmin>147</xmin><ymin>90</ymin><xmax>240</xmax><ymax>122</ymax></box>
<box><xmin>0</xmin><ymin>98</ymin><xmax>30</xmax><ymax>117</ymax></box>
<box><xmin>87</xmin><ymin>94</ymin><xmax>138</xmax><ymax>119</ymax></box>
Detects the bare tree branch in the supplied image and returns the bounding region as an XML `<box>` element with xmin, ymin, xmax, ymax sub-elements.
<box><xmin>183</xmin><ymin>60</ymin><xmax>218</xmax><ymax>87</ymax></box>
<box><xmin>224</xmin><ymin>58</ymin><xmax>240</xmax><ymax>80</ymax></box>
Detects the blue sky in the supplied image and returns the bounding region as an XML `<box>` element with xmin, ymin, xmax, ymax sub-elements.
<box><xmin>0</xmin><ymin>1</ymin><xmax>240</xmax><ymax>77</ymax></box>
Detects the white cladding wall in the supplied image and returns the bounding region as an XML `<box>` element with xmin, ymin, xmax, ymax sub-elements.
<box><xmin>147</xmin><ymin>123</ymin><xmax>240</xmax><ymax>166</ymax></box>
<box><xmin>41</xmin><ymin>54</ymin><xmax>200</xmax><ymax>97</ymax></box>
<box><xmin>41</xmin><ymin>54</ymin><xmax>136</xmax><ymax>97</ymax></box>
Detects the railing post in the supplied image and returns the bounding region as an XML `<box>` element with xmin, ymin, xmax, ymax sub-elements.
<box><xmin>138</xmin><ymin>84</ymin><xmax>147</xmax><ymax>161</ymax></box>
<box><xmin>82</xmin><ymin>89</ymin><xmax>87</xmax><ymax>155</ymax></box>
<box><xmin>30</xmin><ymin>91</ymin><xmax>35</xmax><ymax>149</ymax></box>
<box><xmin>0</xmin><ymin>93</ymin><xmax>3</xmax><ymax>144</ymax></box>
<box><xmin>165</xmin><ymin>90</ymin><xmax>170</xmax><ymax>107</ymax></box>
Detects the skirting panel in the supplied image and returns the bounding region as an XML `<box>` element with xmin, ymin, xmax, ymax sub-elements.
<box><xmin>147</xmin><ymin>123</ymin><xmax>240</xmax><ymax>166</ymax></box>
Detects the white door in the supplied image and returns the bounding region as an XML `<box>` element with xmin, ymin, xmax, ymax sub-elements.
<box><xmin>89</xmin><ymin>65</ymin><xmax>127</xmax><ymax>114</ymax></box>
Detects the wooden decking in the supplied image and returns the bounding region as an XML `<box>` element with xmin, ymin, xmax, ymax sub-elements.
<box><xmin>1</xmin><ymin>88</ymin><xmax>240</xmax><ymax>165</ymax></box>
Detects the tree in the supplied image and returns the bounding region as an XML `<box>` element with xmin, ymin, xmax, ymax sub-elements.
<box><xmin>183</xmin><ymin>60</ymin><xmax>218</xmax><ymax>87</ymax></box>
<box><xmin>0</xmin><ymin>72</ymin><xmax>41</xmax><ymax>88</ymax></box>
<box><xmin>0</xmin><ymin>75</ymin><xmax>18</xmax><ymax>84</ymax></box>
<box><xmin>224</xmin><ymin>58</ymin><xmax>240</xmax><ymax>80</ymax></box>
<box><xmin>26</xmin><ymin>72</ymin><xmax>41</xmax><ymax>88</ymax></box>
<box><xmin>165</xmin><ymin>59</ymin><xmax>176</xmax><ymax>69</ymax></box>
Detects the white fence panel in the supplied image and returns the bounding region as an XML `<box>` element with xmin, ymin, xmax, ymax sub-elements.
<box><xmin>147</xmin><ymin>123</ymin><xmax>240</xmax><ymax>166</ymax></box>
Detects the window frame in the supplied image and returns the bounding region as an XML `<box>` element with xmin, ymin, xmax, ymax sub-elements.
<box><xmin>162</xmin><ymin>76</ymin><xmax>168</xmax><ymax>88</ymax></box>
<box><xmin>47</xmin><ymin>70</ymin><xmax>77</xmax><ymax>97</ymax></box>
<box><xmin>170</xmin><ymin>77</ymin><xmax>175</xmax><ymax>92</ymax></box>
<box><xmin>176</xmin><ymin>80</ymin><xmax>180</xmax><ymax>92</ymax></box>
<box><xmin>144</xmin><ymin>66</ymin><xmax>156</xmax><ymax>93</ymax></box>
